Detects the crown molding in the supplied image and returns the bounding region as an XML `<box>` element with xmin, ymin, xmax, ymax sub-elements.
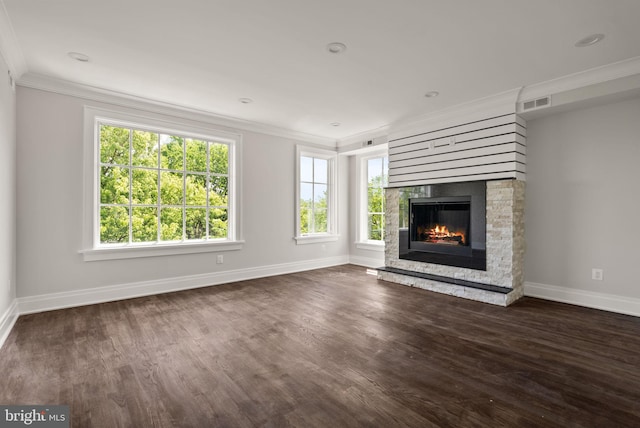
<box><xmin>0</xmin><ymin>1</ymin><xmax>27</xmax><ymax>78</ymax></box>
<box><xmin>389</xmin><ymin>87</ymin><xmax>521</xmax><ymax>141</ymax></box>
<box><xmin>17</xmin><ymin>73</ymin><xmax>337</xmax><ymax>147</ymax></box>
<box><xmin>518</xmin><ymin>56</ymin><xmax>640</xmax><ymax>103</ymax></box>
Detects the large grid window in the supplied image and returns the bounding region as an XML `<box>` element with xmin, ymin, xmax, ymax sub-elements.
<box><xmin>365</xmin><ymin>156</ymin><xmax>388</xmax><ymax>241</ymax></box>
<box><xmin>98</xmin><ymin>122</ymin><xmax>230</xmax><ymax>245</ymax></box>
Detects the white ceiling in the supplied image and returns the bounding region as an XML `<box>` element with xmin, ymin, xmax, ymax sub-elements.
<box><xmin>3</xmin><ymin>0</ymin><xmax>640</xmax><ymax>140</ymax></box>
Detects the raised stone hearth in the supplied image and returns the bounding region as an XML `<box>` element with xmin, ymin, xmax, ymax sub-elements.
<box><xmin>379</xmin><ymin>179</ymin><xmax>525</xmax><ymax>306</ymax></box>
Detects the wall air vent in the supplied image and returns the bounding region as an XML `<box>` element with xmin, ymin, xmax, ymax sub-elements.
<box><xmin>522</xmin><ymin>96</ymin><xmax>551</xmax><ymax>112</ymax></box>
<box><xmin>362</xmin><ymin>136</ymin><xmax>389</xmax><ymax>148</ymax></box>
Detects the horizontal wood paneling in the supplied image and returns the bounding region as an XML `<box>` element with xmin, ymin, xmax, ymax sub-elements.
<box><xmin>390</xmin><ymin>133</ymin><xmax>527</xmax><ymax>162</ymax></box>
<box><xmin>392</xmin><ymin>153</ymin><xmax>526</xmax><ymax>177</ymax></box>
<box><xmin>390</xmin><ymin>141</ymin><xmax>526</xmax><ymax>168</ymax></box>
<box><xmin>389</xmin><ymin>171</ymin><xmax>526</xmax><ymax>188</ymax></box>
<box><xmin>388</xmin><ymin>113</ymin><xmax>526</xmax><ymax>187</ymax></box>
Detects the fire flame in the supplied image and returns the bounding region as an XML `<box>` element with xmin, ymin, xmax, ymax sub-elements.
<box><xmin>418</xmin><ymin>224</ymin><xmax>466</xmax><ymax>245</ymax></box>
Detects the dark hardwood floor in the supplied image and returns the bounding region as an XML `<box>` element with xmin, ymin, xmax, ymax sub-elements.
<box><xmin>1</xmin><ymin>265</ymin><xmax>639</xmax><ymax>427</ymax></box>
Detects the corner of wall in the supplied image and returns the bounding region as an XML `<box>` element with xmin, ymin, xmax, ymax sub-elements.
<box><xmin>0</xmin><ymin>31</ymin><xmax>18</xmax><ymax>350</ymax></box>
<box><xmin>0</xmin><ymin>298</ymin><xmax>18</xmax><ymax>349</ymax></box>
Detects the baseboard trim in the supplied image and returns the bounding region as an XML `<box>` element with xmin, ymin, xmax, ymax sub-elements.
<box><xmin>0</xmin><ymin>300</ymin><xmax>19</xmax><ymax>349</ymax></box>
<box><xmin>348</xmin><ymin>255</ymin><xmax>384</xmax><ymax>269</ymax></box>
<box><xmin>17</xmin><ymin>256</ymin><xmax>350</xmax><ymax>315</ymax></box>
<box><xmin>524</xmin><ymin>281</ymin><xmax>640</xmax><ymax>317</ymax></box>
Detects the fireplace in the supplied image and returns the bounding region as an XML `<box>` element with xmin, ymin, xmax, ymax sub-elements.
<box><xmin>399</xmin><ymin>182</ymin><xmax>486</xmax><ymax>270</ymax></box>
<box><xmin>410</xmin><ymin>197</ymin><xmax>471</xmax><ymax>257</ymax></box>
<box><xmin>381</xmin><ymin>179</ymin><xmax>525</xmax><ymax>306</ymax></box>
<box><xmin>379</xmin><ymin>112</ymin><xmax>526</xmax><ymax>306</ymax></box>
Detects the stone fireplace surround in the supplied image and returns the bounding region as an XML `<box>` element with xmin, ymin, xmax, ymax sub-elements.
<box><xmin>378</xmin><ymin>179</ymin><xmax>525</xmax><ymax>306</ymax></box>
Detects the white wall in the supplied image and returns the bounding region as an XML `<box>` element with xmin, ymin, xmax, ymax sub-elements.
<box><xmin>16</xmin><ymin>87</ymin><xmax>349</xmax><ymax>303</ymax></box>
<box><xmin>525</xmin><ymin>95</ymin><xmax>640</xmax><ymax>312</ymax></box>
<box><xmin>0</xmin><ymin>53</ymin><xmax>16</xmax><ymax>327</ymax></box>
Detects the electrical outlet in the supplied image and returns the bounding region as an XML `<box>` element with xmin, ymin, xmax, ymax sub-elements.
<box><xmin>592</xmin><ymin>268</ymin><xmax>603</xmax><ymax>281</ymax></box>
<box><xmin>217</xmin><ymin>255</ymin><xmax>224</xmax><ymax>264</ymax></box>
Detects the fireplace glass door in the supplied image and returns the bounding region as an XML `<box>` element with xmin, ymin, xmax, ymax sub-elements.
<box><xmin>410</xmin><ymin>197</ymin><xmax>472</xmax><ymax>257</ymax></box>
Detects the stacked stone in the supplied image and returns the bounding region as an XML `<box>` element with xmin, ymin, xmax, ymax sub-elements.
<box><xmin>380</xmin><ymin>180</ymin><xmax>525</xmax><ymax>306</ymax></box>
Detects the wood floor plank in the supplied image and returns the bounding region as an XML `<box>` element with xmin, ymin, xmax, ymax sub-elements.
<box><xmin>1</xmin><ymin>264</ymin><xmax>639</xmax><ymax>427</ymax></box>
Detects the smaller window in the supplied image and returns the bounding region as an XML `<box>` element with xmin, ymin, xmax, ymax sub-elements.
<box><xmin>295</xmin><ymin>146</ymin><xmax>338</xmax><ymax>244</ymax></box>
<box><xmin>366</xmin><ymin>156</ymin><xmax>388</xmax><ymax>241</ymax></box>
<box><xmin>357</xmin><ymin>153</ymin><xmax>388</xmax><ymax>249</ymax></box>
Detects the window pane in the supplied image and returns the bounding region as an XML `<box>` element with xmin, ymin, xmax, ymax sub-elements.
<box><xmin>368</xmin><ymin>214</ymin><xmax>384</xmax><ymax>241</ymax></box>
<box><xmin>132</xmin><ymin>207</ymin><xmax>157</xmax><ymax>242</ymax></box>
<box><xmin>314</xmin><ymin>184</ymin><xmax>327</xmax><ymax>203</ymax></box>
<box><xmin>96</xmin><ymin>119</ymin><xmax>235</xmax><ymax>248</ymax></box>
<box><xmin>131</xmin><ymin>130</ymin><xmax>158</xmax><ymax>167</ymax></box>
<box><xmin>368</xmin><ymin>158</ymin><xmax>383</xmax><ymax>184</ymax></box>
<box><xmin>314</xmin><ymin>158</ymin><xmax>327</xmax><ymax>183</ymax></box>
<box><xmin>314</xmin><ymin>208</ymin><xmax>328</xmax><ymax>233</ymax></box>
<box><xmin>160</xmin><ymin>172</ymin><xmax>183</xmax><ymax>205</ymax></box>
<box><xmin>368</xmin><ymin>187</ymin><xmax>384</xmax><ymax>213</ymax></box>
<box><xmin>100</xmin><ymin>125</ymin><xmax>129</xmax><ymax>165</ymax></box>
<box><xmin>100</xmin><ymin>206</ymin><xmax>129</xmax><ymax>244</ymax></box>
<box><xmin>185</xmin><ymin>208</ymin><xmax>206</xmax><ymax>240</ymax></box>
<box><xmin>209</xmin><ymin>208</ymin><xmax>228</xmax><ymax>239</ymax></box>
<box><xmin>131</xmin><ymin>169</ymin><xmax>158</xmax><ymax>205</ymax></box>
<box><xmin>186</xmin><ymin>174</ymin><xmax>207</xmax><ymax>206</ymax></box>
<box><xmin>160</xmin><ymin>208</ymin><xmax>183</xmax><ymax>241</ymax></box>
<box><xmin>299</xmin><ymin>200</ymin><xmax>311</xmax><ymax>234</ymax></box>
<box><xmin>208</xmin><ymin>176</ymin><xmax>228</xmax><ymax>206</ymax></box>
<box><xmin>300</xmin><ymin>182</ymin><xmax>313</xmax><ymax>204</ymax></box>
<box><xmin>300</xmin><ymin>156</ymin><xmax>313</xmax><ymax>182</ymax></box>
<box><xmin>210</xmin><ymin>143</ymin><xmax>228</xmax><ymax>174</ymax></box>
<box><xmin>186</xmin><ymin>138</ymin><xmax>207</xmax><ymax>172</ymax></box>
<box><xmin>100</xmin><ymin>166</ymin><xmax>129</xmax><ymax>204</ymax></box>
<box><xmin>160</xmin><ymin>135</ymin><xmax>184</xmax><ymax>170</ymax></box>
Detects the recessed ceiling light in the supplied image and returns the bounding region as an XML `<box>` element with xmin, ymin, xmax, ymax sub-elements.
<box><xmin>424</xmin><ymin>91</ymin><xmax>440</xmax><ymax>98</ymax></box>
<box><xmin>330</xmin><ymin>122</ymin><xmax>341</xmax><ymax>127</ymax></box>
<box><xmin>575</xmin><ymin>33</ymin><xmax>605</xmax><ymax>47</ymax></box>
<box><xmin>68</xmin><ymin>52</ymin><xmax>90</xmax><ymax>62</ymax></box>
<box><xmin>326</xmin><ymin>42</ymin><xmax>347</xmax><ymax>54</ymax></box>
<box><xmin>238</xmin><ymin>97</ymin><xmax>253</xmax><ymax>104</ymax></box>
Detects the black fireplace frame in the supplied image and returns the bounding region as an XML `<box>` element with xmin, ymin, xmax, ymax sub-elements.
<box><xmin>399</xmin><ymin>182</ymin><xmax>487</xmax><ymax>271</ymax></box>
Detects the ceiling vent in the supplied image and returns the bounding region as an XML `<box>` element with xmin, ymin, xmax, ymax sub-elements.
<box><xmin>522</xmin><ymin>96</ymin><xmax>551</xmax><ymax>112</ymax></box>
<box><xmin>362</xmin><ymin>139</ymin><xmax>375</xmax><ymax>147</ymax></box>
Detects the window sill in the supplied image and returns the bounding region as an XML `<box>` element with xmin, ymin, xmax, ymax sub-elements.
<box><xmin>294</xmin><ymin>234</ymin><xmax>340</xmax><ymax>245</ymax></box>
<box><xmin>80</xmin><ymin>240</ymin><xmax>245</xmax><ymax>261</ymax></box>
<box><xmin>355</xmin><ymin>241</ymin><xmax>385</xmax><ymax>252</ymax></box>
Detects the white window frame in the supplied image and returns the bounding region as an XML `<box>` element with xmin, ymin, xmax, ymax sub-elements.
<box><xmin>356</xmin><ymin>150</ymin><xmax>388</xmax><ymax>251</ymax></box>
<box><xmin>80</xmin><ymin>106</ymin><xmax>244</xmax><ymax>261</ymax></box>
<box><xmin>294</xmin><ymin>145</ymin><xmax>339</xmax><ymax>244</ymax></box>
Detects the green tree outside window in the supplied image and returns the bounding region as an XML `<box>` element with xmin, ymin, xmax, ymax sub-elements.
<box><xmin>99</xmin><ymin>124</ymin><xmax>230</xmax><ymax>245</ymax></box>
<box><xmin>366</xmin><ymin>156</ymin><xmax>388</xmax><ymax>241</ymax></box>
